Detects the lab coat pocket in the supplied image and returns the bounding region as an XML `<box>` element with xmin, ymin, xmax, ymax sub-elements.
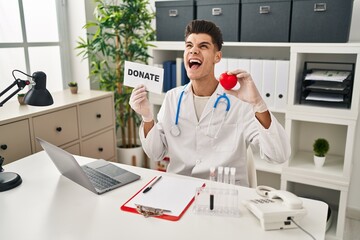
<box><xmin>211</xmin><ymin>123</ymin><xmax>238</xmax><ymax>152</ymax></box>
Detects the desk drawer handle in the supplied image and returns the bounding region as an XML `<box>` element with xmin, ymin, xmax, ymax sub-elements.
<box><xmin>56</xmin><ymin>127</ymin><xmax>62</xmax><ymax>132</ymax></box>
<box><xmin>0</xmin><ymin>144</ymin><xmax>7</xmax><ymax>150</ymax></box>
<box><xmin>98</xmin><ymin>147</ymin><xmax>104</xmax><ymax>152</ymax></box>
<box><xmin>96</xmin><ymin>113</ymin><xmax>102</xmax><ymax>119</ymax></box>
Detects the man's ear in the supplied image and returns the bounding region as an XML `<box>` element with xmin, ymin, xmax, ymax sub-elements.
<box><xmin>215</xmin><ymin>51</ymin><xmax>222</xmax><ymax>63</ymax></box>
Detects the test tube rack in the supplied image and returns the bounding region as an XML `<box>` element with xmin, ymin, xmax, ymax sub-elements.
<box><xmin>193</xmin><ymin>187</ymin><xmax>241</xmax><ymax>217</ymax></box>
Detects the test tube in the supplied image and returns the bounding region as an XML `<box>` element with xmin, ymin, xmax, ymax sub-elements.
<box><xmin>209</xmin><ymin>166</ymin><xmax>216</xmax><ymax>181</ymax></box>
<box><xmin>230</xmin><ymin>167</ymin><xmax>236</xmax><ymax>185</ymax></box>
<box><xmin>217</xmin><ymin>166</ymin><xmax>223</xmax><ymax>183</ymax></box>
<box><xmin>224</xmin><ymin>167</ymin><xmax>230</xmax><ymax>184</ymax></box>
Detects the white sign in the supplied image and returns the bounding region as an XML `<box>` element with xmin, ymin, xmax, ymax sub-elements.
<box><xmin>124</xmin><ymin>61</ymin><xmax>164</xmax><ymax>94</ymax></box>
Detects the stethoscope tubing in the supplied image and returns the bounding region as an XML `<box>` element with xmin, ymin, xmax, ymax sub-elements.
<box><xmin>172</xmin><ymin>84</ymin><xmax>231</xmax><ymax>138</ymax></box>
<box><xmin>175</xmin><ymin>89</ymin><xmax>185</xmax><ymax>125</ymax></box>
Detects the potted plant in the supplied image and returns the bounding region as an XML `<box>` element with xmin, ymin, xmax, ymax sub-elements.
<box><xmin>313</xmin><ymin>138</ymin><xmax>330</xmax><ymax>168</ymax></box>
<box><xmin>68</xmin><ymin>81</ymin><xmax>78</xmax><ymax>94</ymax></box>
<box><xmin>17</xmin><ymin>93</ymin><xmax>26</xmax><ymax>105</ymax></box>
<box><xmin>76</xmin><ymin>0</ymin><xmax>155</xmax><ymax>166</ymax></box>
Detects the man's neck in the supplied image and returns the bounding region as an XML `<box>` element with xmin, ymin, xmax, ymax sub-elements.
<box><xmin>191</xmin><ymin>78</ymin><xmax>218</xmax><ymax>96</ymax></box>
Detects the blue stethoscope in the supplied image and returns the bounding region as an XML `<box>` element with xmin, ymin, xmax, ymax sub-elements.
<box><xmin>170</xmin><ymin>85</ymin><xmax>231</xmax><ymax>138</ymax></box>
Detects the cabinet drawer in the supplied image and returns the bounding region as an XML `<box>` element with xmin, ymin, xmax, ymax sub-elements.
<box><xmin>0</xmin><ymin>120</ymin><xmax>32</xmax><ymax>164</ymax></box>
<box><xmin>64</xmin><ymin>143</ymin><xmax>81</xmax><ymax>155</ymax></box>
<box><xmin>79</xmin><ymin>97</ymin><xmax>114</xmax><ymax>137</ymax></box>
<box><xmin>33</xmin><ymin>107</ymin><xmax>79</xmax><ymax>151</ymax></box>
<box><xmin>81</xmin><ymin>130</ymin><xmax>115</xmax><ymax>160</ymax></box>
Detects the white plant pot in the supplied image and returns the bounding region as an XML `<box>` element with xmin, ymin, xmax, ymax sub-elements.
<box><xmin>314</xmin><ymin>155</ymin><xmax>326</xmax><ymax>168</ymax></box>
<box><xmin>117</xmin><ymin>145</ymin><xmax>145</xmax><ymax>167</ymax></box>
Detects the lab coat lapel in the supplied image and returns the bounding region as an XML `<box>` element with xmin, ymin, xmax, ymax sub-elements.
<box><xmin>182</xmin><ymin>83</ymin><xmax>199</xmax><ymax>124</ymax></box>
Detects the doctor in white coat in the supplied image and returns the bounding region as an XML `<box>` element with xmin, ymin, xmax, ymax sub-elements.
<box><xmin>129</xmin><ymin>20</ymin><xmax>290</xmax><ymax>187</ymax></box>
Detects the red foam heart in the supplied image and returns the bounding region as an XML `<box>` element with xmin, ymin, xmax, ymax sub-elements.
<box><xmin>219</xmin><ymin>72</ymin><xmax>237</xmax><ymax>90</ymax></box>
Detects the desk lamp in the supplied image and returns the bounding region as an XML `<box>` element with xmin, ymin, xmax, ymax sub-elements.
<box><xmin>0</xmin><ymin>70</ymin><xmax>53</xmax><ymax>192</ymax></box>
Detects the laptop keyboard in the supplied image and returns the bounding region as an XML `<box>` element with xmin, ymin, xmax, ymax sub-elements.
<box><xmin>82</xmin><ymin>165</ymin><xmax>120</xmax><ymax>190</ymax></box>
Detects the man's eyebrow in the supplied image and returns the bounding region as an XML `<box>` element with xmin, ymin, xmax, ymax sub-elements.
<box><xmin>185</xmin><ymin>41</ymin><xmax>212</xmax><ymax>46</ymax></box>
<box><xmin>199</xmin><ymin>41</ymin><xmax>212</xmax><ymax>46</ymax></box>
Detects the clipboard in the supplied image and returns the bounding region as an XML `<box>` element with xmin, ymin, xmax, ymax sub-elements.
<box><xmin>121</xmin><ymin>175</ymin><xmax>205</xmax><ymax>221</ymax></box>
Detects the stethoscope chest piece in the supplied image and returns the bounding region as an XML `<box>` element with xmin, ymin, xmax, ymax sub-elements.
<box><xmin>171</xmin><ymin>125</ymin><xmax>181</xmax><ymax>137</ymax></box>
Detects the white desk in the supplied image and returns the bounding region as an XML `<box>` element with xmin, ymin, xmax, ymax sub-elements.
<box><xmin>1</xmin><ymin>152</ymin><xmax>327</xmax><ymax>240</ymax></box>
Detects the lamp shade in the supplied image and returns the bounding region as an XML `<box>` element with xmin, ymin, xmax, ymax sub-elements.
<box><xmin>24</xmin><ymin>71</ymin><xmax>53</xmax><ymax>106</ymax></box>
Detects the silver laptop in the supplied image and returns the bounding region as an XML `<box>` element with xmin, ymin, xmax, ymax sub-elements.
<box><xmin>37</xmin><ymin>137</ymin><xmax>140</xmax><ymax>194</ymax></box>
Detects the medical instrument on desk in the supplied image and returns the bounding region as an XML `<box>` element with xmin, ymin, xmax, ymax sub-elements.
<box><xmin>143</xmin><ymin>176</ymin><xmax>162</xmax><ymax>193</ymax></box>
<box><xmin>209</xmin><ymin>167</ymin><xmax>216</xmax><ymax>181</ymax></box>
<box><xmin>209</xmin><ymin>194</ymin><xmax>214</xmax><ymax>210</ymax></box>
<box><xmin>223</xmin><ymin>167</ymin><xmax>230</xmax><ymax>184</ymax></box>
<box><xmin>217</xmin><ymin>166</ymin><xmax>223</xmax><ymax>183</ymax></box>
<box><xmin>170</xmin><ymin>86</ymin><xmax>231</xmax><ymax>137</ymax></box>
<box><xmin>193</xmin><ymin>187</ymin><xmax>240</xmax><ymax>217</ymax></box>
<box><xmin>230</xmin><ymin>167</ymin><xmax>236</xmax><ymax>185</ymax></box>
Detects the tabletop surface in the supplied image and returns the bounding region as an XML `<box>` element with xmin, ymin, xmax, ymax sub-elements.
<box><xmin>0</xmin><ymin>151</ymin><xmax>327</xmax><ymax>240</ymax></box>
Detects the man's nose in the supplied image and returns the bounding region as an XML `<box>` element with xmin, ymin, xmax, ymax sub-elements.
<box><xmin>190</xmin><ymin>46</ymin><xmax>199</xmax><ymax>54</ymax></box>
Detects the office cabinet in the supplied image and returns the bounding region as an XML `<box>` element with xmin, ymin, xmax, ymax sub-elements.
<box><xmin>155</xmin><ymin>0</ymin><xmax>195</xmax><ymax>41</ymax></box>
<box><xmin>33</xmin><ymin>107</ymin><xmax>79</xmax><ymax>151</ymax></box>
<box><xmin>291</xmin><ymin>0</ymin><xmax>353</xmax><ymax>43</ymax></box>
<box><xmin>241</xmin><ymin>0</ymin><xmax>291</xmax><ymax>42</ymax></box>
<box><xmin>0</xmin><ymin>90</ymin><xmax>117</xmax><ymax>163</ymax></box>
<box><xmin>0</xmin><ymin>120</ymin><xmax>32</xmax><ymax>164</ymax></box>
<box><xmin>79</xmin><ymin>97</ymin><xmax>114</xmax><ymax>137</ymax></box>
<box><xmin>196</xmin><ymin>0</ymin><xmax>241</xmax><ymax>42</ymax></box>
<box><xmin>81</xmin><ymin>129</ymin><xmax>116</xmax><ymax>160</ymax></box>
<box><xmin>147</xmin><ymin>41</ymin><xmax>360</xmax><ymax>240</ymax></box>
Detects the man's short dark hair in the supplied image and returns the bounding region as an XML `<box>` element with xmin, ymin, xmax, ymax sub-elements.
<box><xmin>184</xmin><ymin>20</ymin><xmax>224</xmax><ymax>51</ymax></box>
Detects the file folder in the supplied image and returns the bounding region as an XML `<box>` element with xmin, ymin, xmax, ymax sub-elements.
<box><xmin>215</xmin><ymin>58</ymin><xmax>228</xmax><ymax>80</ymax></box>
<box><xmin>163</xmin><ymin>60</ymin><xmax>176</xmax><ymax>92</ymax></box>
<box><xmin>262</xmin><ymin>60</ymin><xmax>276</xmax><ymax>108</ymax></box>
<box><xmin>227</xmin><ymin>58</ymin><xmax>239</xmax><ymax>71</ymax></box>
<box><xmin>121</xmin><ymin>175</ymin><xmax>205</xmax><ymax>221</ymax></box>
<box><xmin>250</xmin><ymin>59</ymin><xmax>263</xmax><ymax>91</ymax></box>
<box><xmin>274</xmin><ymin>60</ymin><xmax>289</xmax><ymax>110</ymax></box>
<box><xmin>238</xmin><ymin>58</ymin><xmax>251</xmax><ymax>72</ymax></box>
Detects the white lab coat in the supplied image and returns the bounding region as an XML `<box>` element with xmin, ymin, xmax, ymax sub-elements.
<box><xmin>140</xmin><ymin>83</ymin><xmax>290</xmax><ymax>187</ymax></box>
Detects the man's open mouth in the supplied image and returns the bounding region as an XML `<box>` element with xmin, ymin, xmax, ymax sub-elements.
<box><xmin>189</xmin><ymin>59</ymin><xmax>202</xmax><ymax>69</ymax></box>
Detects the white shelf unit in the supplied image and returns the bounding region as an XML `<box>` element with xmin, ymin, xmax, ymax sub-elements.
<box><xmin>282</xmin><ymin>44</ymin><xmax>360</xmax><ymax>240</ymax></box>
<box><xmin>148</xmin><ymin>41</ymin><xmax>360</xmax><ymax>240</ymax></box>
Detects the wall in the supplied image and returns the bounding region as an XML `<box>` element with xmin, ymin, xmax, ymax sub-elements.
<box><xmin>76</xmin><ymin>0</ymin><xmax>360</xmax><ymax>212</ymax></box>
<box><xmin>66</xmin><ymin>0</ymin><xmax>90</xmax><ymax>92</ymax></box>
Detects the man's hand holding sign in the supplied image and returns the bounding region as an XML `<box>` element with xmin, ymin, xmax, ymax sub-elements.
<box><xmin>126</xmin><ymin>61</ymin><xmax>164</xmax><ymax>124</ymax></box>
<box><xmin>124</xmin><ymin>61</ymin><xmax>164</xmax><ymax>94</ymax></box>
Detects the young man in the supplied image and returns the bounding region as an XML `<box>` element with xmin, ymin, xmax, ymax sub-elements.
<box><xmin>129</xmin><ymin>20</ymin><xmax>290</xmax><ymax>187</ymax></box>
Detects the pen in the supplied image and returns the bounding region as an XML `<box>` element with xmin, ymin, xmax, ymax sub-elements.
<box><xmin>143</xmin><ymin>176</ymin><xmax>162</xmax><ymax>193</ymax></box>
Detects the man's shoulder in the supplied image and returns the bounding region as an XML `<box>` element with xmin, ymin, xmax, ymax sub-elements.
<box><xmin>164</xmin><ymin>86</ymin><xmax>186</xmax><ymax>99</ymax></box>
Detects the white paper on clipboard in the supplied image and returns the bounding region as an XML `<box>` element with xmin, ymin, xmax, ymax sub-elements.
<box><xmin>124</xmin><ymin>176</ymin><xmax>204</xmax><ymax>217</ymax></box>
